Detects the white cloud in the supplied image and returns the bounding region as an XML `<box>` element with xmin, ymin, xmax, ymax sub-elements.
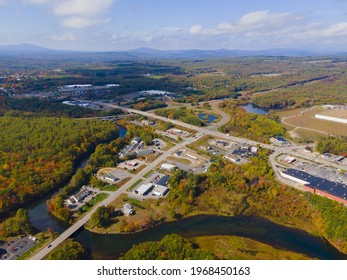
<box><xmin>186</xmin><ymin>10</ymin><xmax>347</xmax><ymax>49</ymax></box>
<box><xmin>53</xmin><ymin>0</ymin><xmax>113</xmax><ymax>17</ymax></box>
<box><xmin>25</xmin><ymin>0</ymin><xmax>115</xmax><ymax>28</ymax></box>
<box><xmin>190</xmin><ymin>11</ymin><xmax>301</xmax><ymax>36</ymax></box>
<box><xmin>61</xmin><ymin>16</ymin><xmax>110</xmax><ymax>28</ymax></box>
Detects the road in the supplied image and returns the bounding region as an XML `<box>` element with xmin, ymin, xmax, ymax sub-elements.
<box><xmin>31</xmin><ymin>102</ymin><xmax>345</xmax><ymax>259</ymax></box>
<box><xmin>104</xmin><ymin>103</ymin><xmax>273</xmax><ymax>149</ymax></box>
<box><xmin>30</xmin><ymin>131</ymin><xmax>202</xmax><ymax>260</ymax></box>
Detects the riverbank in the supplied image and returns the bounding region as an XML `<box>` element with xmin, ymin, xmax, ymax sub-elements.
<box><xmin>193</xmin><ymin>235</ymin><xmax>311</xmax><ymax>260</ymax></box>
<box><xmin>79</xmin><ymin>215</ymin><xmax>346</xmax><ymax>260</ymax></box>
<box><xmin>81</xmin><ymin>180</ymin><xmax>347</xmax><ymax>260</ymax></box>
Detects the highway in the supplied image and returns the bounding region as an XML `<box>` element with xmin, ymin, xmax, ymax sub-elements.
<box><xmin>30</xmin><ymin>102</ymin><xmax>345</xmax><ymax>259</ymax></box>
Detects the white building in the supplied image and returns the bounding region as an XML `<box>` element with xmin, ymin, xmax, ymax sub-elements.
<box><xmin>284</xmin><ymin>156</ymin><xmax>296</xmax><ymax>164</ymax></box>
<box><xmin>123</xmin><ymin>203</ymin><xmax>135</xmax><ymax>216</ymax></box>
<box><xmin>186</xmin><ymin>154</ymin><xmax>197</xmax><ymax>160</ymax></box>
<box><xmin>315</xmin><ymin>114</ymin><xmax>347</xmax><ymax>124</ymax></box>
<box><xmin>160</xmin><ymin>163</ymin><xmax>176</xmax><ymax>171</ymax></box>
<box><xmin>102</xmin><ymin>174</ymin><xmax>118</xmax><ymax>182</ymax></box>
<box><xmin>280</xmin><ymin>171</ymin><xmax>309</xmax><ymax>185</ymax></box>
<box><xmin>153</xmin><ymin>185</ymin><xmax>169</xmax><ymax>197</ymax></box>
<box><xmin>131</xmin><ymin>137</ymin><xmax>142</xmax><ymax>144</ymax></box>
<box><xmin>224</xmin><ymin>155</ymin><xmax>240</xmax><ymax>163</ymax></box>
<box><xmin>135</xmin><ymin>183</ymin><xmax>154</xmax><ymax>196</ymax></box>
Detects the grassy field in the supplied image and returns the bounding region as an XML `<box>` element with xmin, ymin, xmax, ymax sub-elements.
<box><xmin>278</xmin><ymin>107</ymin><xmax>347</xmax><ymax>140</ymax></box>
<box><xmin>86</xmin><ymin>194</ymin><xmax>172</xmax><ymax>234</ymax></box>
<box><xmin>79</xmin><ymin>193</ymin><xmax>109</xmax><ymax>214</ymax></box>
<box><xmin>193</xmin><ymin>235</ymin><xmax>311</xmax><ymax>260</ymax></box>
<box><xmin>100</xmin><ymin>185</ymin><xmax>118</xmax><ymax>192</ymax></box>
<box><xmin>166</xmin><ymin>156</ymin><xmax>192</xmax><ymax>165</ymax></box>
<box><xmin>128</xmin><ymin>179</ymin><xmax>143</xmax><ymax>191</ymax></box>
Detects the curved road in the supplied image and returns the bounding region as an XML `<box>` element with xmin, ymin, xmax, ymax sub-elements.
<box><xmin>281</xmin><ymin>106</ymin><xmax>330</xmax><ymax>136</ymax></box>
<box><xmin>30</xmin><ymin>102</ymin><xmax>345</xmax><ymax>259</ymax></box>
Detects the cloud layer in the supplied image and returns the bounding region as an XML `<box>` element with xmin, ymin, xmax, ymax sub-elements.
<box><xmin>186</xmin><ymin>10</ymin><xmax>347</xmax><ymax>49</ymax></box>
<box><xmin>26</xmin><ymin>0</ymin><xmax>115</xmax><ymax>28</ymax></box>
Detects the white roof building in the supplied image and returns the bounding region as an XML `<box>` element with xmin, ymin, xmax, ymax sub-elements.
<box><xmin>153</xmin><ymin>185</ymin><xmax>169</xmax><ymax>197</ymax></box>
<box><xmin>160</xmin><ymin>163</ymin><xmax>176</xmax><ymax>171</ymax></box>
<box><xmin>135</xmin><ymin>183</ymin><xmax>154</xmax><ymax>196</ymax></box>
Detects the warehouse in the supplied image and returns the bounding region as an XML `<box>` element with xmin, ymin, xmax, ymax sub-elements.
<box><xmin>136</xmin><ymin>148</ymin><xmax>153</xmax><ymax>157</ymax></box>
<box><xmin>160</xmin><ymin>163</ymin><xmax>176</xmax><ymax>171</ymax></box>
<box><xmin>153</xmin><ymin>185</ymin><xmax>169</xmax><ymax>197</ymax></box>
<box><xmin>135</xmin><ymin>183</ymin><xmax>154</xmax><ymax>196</ymax></box>
<box><xmin>315</xmin><ymin>109</ymin><xmax>347</xmax><ymax>124</ymax></box>
<box><xmin>281</xmin><ymin>169</ymin><xmax>347</xmax><ymax>204</ymax></box>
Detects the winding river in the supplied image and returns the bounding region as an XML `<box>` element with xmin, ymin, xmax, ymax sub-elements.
<box><xmin>27</xmin><ymin>125</ymin><xmax>346</xmax><ymax>260</ymax></box>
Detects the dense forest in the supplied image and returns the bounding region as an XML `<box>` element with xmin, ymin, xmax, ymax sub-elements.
<box><xmin>219</xmin><ymin>102</ymin><xmax>286</xmax><ymax>143</ymax></box>
<box><xmin>0</xmin><ymin>96</ymin><xmax>122</xmax><ymax>118</ymax></box>
<box><xmin>316</xmin><ymin>136</ymin><xmax>347</xmax><ymax>156</ymax></box>
<box><xmin>121</xmin><ymin>234</ymin><xmax>216</xmax><ymax>260</ymax></box>
<box><xmin>131</xmin><ymin>99</ymin><xmax>167</xmax><ymax>111</ymax></box>
<box><xmin>46</xmin><ymin>238</ymin><xmax>86</xmax><ymax>260</ymax></box>
<box><xmin>0</xmin><ymin>209</ymin><xmax>31</xmax><ymax>237</ymax></box>
<box><xmin>155</xmin><ymin>107</ymin><xmax>205</xmax><ymax>126</ymax></box>
<box><xmin>252</xmin><ymin>73</ymin><xmax>347</xmax><ymax>109</ymax></box>
<box><xmin>0</xmin><ymin>116</ymin><xmax>119</xmax><ymax>214</ymax></box>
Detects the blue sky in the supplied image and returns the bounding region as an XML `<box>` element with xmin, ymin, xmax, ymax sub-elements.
<box><xmin>1</xmin><ymin>0</ymin><xmax>347</xmax><ymax>51</ymax></box>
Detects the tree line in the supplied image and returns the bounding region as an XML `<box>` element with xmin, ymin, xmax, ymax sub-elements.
<box><xmin>0</xmin><ymin>116</ymin><xmax>119</xmax><ymax>214</ymax></box>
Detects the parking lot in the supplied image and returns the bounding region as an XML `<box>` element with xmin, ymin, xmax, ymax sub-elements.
<box><xmin>98</xmin><ymin>168</ymin><xmax>134</xmax><ymax>183</ymax></box>
<box><xmin>118</xmin><ymin>159</ymin><xmax>147</xmax><ymax>171</ymax></box>
<box><xmin>208</xmin><ymin>139</ymin><xmax>237</xmax><ymax>150</ymax></box>
<box><xmin>279</xmin><ymin>154</ymin><xmax>347</xmax><ymax>185</ymax></box>
<box><xmin>0</xmin><ymin>236</ymin><xmax>37</xmax><ymax>260</ymax></box>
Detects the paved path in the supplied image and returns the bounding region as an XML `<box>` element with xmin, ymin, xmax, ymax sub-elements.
<box><xmin>281</xmin><ymin>106</ymin><xmax>330</xmax><ymax>136</ymax></box>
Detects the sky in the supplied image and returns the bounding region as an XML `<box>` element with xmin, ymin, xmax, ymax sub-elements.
<box><xmin>2</xmin><ymin>0</ymin><xmax>347</xmax><ymax>51</ymax></box>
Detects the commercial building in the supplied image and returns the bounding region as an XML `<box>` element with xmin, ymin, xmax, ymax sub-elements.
<box><xmin>186</xmin><ymin>153</ymin><xmax>198</xmax><ymax>160</ymax></box>
<box><xmin>315</xmin><ymin>113</ymin><xmax>347</xmax><ymax>124</ymax></box>
<box><xmin>281</xmin><ymin>169</ymin><xmax>347</xmax><ymax>204</ymax></box>
<box><xmin>153</xmin><ymin>175</ymin><xmax>170</xmax><ymax>196</ymax></box>
<box><xmin>70</xmin><ymin>188</ymin><xmax>92</xmax><ymax>204</ymax></box>
<box><xmin>155</xmin><ymin>175</ymin><xmax>170</xmax><ymax>187</ymax></box>
<box><xmin>153</xmin><ymin>185</ymin><xmax>169</xmax><ymax>197</ymax></box>
<box><xmin>284</xmin><ymin>156</ymin><xmax>296</xmax><ymax>164</ymax></box>
<box><xmin>160</xmin><ymin>163</ymin><xmax>176</xmax><ymax>171</ymax></box>
<box><xmin>123</xmin><ymin>203</ymin><xmax>135</xmax><ymax>216</ymax></box>
<box><xmin>131</xmin><ymin>137</ymin><xmax>142</xmax><ymax>144</ymax></box>
<box><xmin>315</xmin><ymin>108</ymin><xmax>347</xmax><ymax>125</ymax></box>
<box><xmin>102</xmin><ymin>173</ymin><xmax>119</xmax><ymax>182</ymax></box>
<box><xmin>270</xmin><ymin>136</ymin><xmax>290</xmax><ymax>146</ymax></box>
<box><xmin>136</xmin><ymin>148</ymin><xmax>154</xmax><ymax>157</ymax></box>
<box><xmin>135</xmin><ymin>183</ymin><xmax>154</xmax><ymax>196</ymax></box>
<box><xmin>223</xmin><ymin>155</ymin><xmax>240</xmax><ymax>163</ymax></box>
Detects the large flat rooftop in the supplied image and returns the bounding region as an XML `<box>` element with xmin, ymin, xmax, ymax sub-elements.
<box><xmin>283</xmin><ymin>169</ymin><xmax>347</xmax><ymax>201</ymax></box>
<box><xmin>316</xmin><ymin>109</ymin><xmax>347</xmax><ymax>120</ymax></box>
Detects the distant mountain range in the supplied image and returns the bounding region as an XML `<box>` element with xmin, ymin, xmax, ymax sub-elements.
<box><xmin>0</xmin><ymin>43</ymin><xmax>55</xmax><ymax>52</ymax></box>
<box><xmin>0</xmin><ymin>44</ymin><xmax>343</xmax><ymax>59</ymax></box>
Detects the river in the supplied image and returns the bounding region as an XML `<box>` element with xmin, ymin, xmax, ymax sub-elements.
<box><xmin>73</xmin><ymin>215</ymin><xmax>346</xmax><ymax>260</ymax></box>
<box><xmin>28</xmin><ymin>125</ymin><xmax>128</xmax><ymax>233</ymax></box>
<box><xmin>27</xmin><ymin>124</ymin><xmax>346</xmax><ymax>260</ymax></box>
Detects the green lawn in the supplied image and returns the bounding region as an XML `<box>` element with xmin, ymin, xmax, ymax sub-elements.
<box><xmin>79</xmin><ymin>193</ymin><xmax>109</xmax><ymax>214</ymax></box>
